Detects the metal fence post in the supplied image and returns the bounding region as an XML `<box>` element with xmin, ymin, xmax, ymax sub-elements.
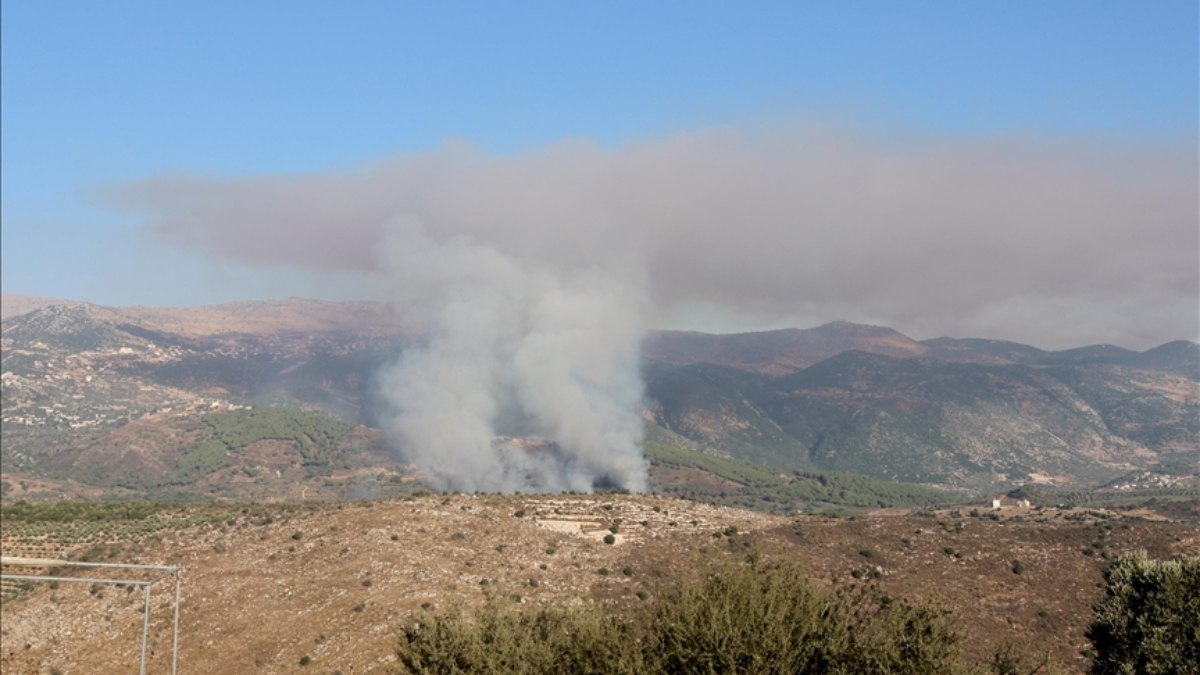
<box><xmin>140</xmin><ymin>585</ymin><xmax>152</xmax><ymax>675</ymax></box>
<box><xmin>172</xmin><ymin>570</ymin><xmax>181</xmax><ymax>675</ymax></box>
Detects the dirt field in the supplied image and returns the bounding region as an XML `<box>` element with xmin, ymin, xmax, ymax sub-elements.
<box><xmin>2</xmin><ymin>495</ymin><xmax>1197</xmax><ymax>673</ymax></box>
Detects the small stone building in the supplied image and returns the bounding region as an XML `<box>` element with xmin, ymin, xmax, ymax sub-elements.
<box><xmin>990</xmin><ymin>496</ymin><xmax>1031</xmax><ymax>510</ymax></box>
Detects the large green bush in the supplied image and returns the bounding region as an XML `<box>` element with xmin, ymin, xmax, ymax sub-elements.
<box><xmin>1087</xmin><ymin>552</ymin><xmax>1200</xmax><ymax>675</ymax></box>
<box><xmin>395</xmin><ymin>561</ymin><xmax>959</xmax><ymax>674</ymax></box>
<box><xmin>396</xmin><ymin>602</ymin><xmax>648</xmax><ymax>674</ymax></box>
<box><xmin>653</xmin><ymin>561</ymin><xmax>957</xmax><ymax>674</ymax></box>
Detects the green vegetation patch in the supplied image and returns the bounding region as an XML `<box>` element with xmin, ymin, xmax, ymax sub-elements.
<box><xmin>206</xmin><ymin>407</ymin><xmax>353</xmax><ymax>466</ymax></box>
<box><xmin>1011</xmin><ymin>484</ymin><xmax>1200</xmax><ymax>510</ymax></box>
<box><xmin>164</xmin><ymin>438</ymin><xmax>229</xmax><ymax>484</ymax></box>
<box><xmin>1087</xmin><ymin>552</ymin><xmax>1200</xmax><ymax>674</ymax></box>
<box><xmin>395</xmin><ymin>560</ymin><xmax>959</xmax><ymax>674</ymax></box>
<box><xmin>112</xmin><ymin>406</ymin><xmax>357</xmax><ymax>490</ymax></box>
<box><xmin>645</xmin><ymin>441</ymin><xmax>960</xmax><ymax>510</ymax></box>
<box><xmin>0</xmin><ymin>500</ymin><xmax>162</xmax><ymax>523</ymax></box>
<box><xmin>0</xmin><ymin>500</ymin><xmax>229</xmax><ymax>544</ymax></box>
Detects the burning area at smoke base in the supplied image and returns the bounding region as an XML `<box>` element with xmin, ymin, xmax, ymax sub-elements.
<box><xmin>377</xmin><ymin>225</ymin><xmax>649</xmax><ymax>494</ymax></box>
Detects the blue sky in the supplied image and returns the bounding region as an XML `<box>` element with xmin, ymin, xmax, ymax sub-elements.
<box><xmin>1</xmin><ymin>1</ymin><xmax>1197</xmax><ymax>346</ymax></box>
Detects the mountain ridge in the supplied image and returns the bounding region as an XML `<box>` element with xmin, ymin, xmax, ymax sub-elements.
<box><xmin>4</xmin><ymin>295</ymin><xmax>1194</xmax><ymax>367</ymax></box>
<box><xmin>2</xmin><ymin>297</ymin><xmax>1196</xmax><ymax>496</ymax></box>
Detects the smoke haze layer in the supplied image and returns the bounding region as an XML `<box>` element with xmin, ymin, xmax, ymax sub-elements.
<box><xmin>102</xmin><ymin>125</ymin><xmax>1199</xmax><ymax>490</ymax></box>
<box><xmin>107</xmin><ymin>127</ymin><xmax>1199</xmax><ymax>350</ymax></box>
<box><xmin>375</xmin><ymin>225</ymin><xmax>648</xmax><ymax>493</ymax></box>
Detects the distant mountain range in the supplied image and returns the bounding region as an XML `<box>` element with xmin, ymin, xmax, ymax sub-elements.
<box><xmin>2</xmin><ymin>295</ymin><xmax>1196</xmax><ymax>498</ymax></box>
<box><xmin>643</xmin><ymin>321</ymin><xmax>1197</xmax><ymax>488</ymax></box>
<box><xmin>644</xmin><ymin>321</ymin><xmax>1198</xmax><ymax>374</ymax></box>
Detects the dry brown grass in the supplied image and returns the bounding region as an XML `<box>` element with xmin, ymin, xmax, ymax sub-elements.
<box><xmin>2</xmin><ymin>496</ymin><xmax>1196</xmax><ymax>673</ymax></box>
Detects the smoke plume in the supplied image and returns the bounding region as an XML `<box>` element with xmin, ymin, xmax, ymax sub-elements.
<box><xmin>103</xmin><ymin>125</ymin><xmax>1199</xmax><ymax>490</ymax></box>
<box><xmin>107</xmin><ymin>126</ymin><xmax>1199</xmax><ymax>350</ymax></box>
<box><xmin>375</xmin><ymin>224</ymin><xmax>649</xmax><ymax>492</ymax></box>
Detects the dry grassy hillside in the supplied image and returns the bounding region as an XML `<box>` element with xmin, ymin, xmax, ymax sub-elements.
<box><xmin>2</xmin><ymin>495</ymin><xmax>1196</xmax><ymax>674</ymax></box>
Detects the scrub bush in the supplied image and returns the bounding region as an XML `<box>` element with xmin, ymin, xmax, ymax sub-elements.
<box><xmin>1087</xmin><ymin>552</ymin><xmax>1200</xmax><ymax>674</ymax></box>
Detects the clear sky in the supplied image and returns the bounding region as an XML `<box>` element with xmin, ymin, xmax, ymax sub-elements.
<box><xmin>2</xmin><ymin>1</ymin><xmax>1197</xmax><ymax>347</ymax></box>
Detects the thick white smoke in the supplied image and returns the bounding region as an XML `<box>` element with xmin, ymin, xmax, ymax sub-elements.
<box><xmin>376</xmin><ymin>224</ymin><xmax>649</xmax><ymax>493</ymax></box>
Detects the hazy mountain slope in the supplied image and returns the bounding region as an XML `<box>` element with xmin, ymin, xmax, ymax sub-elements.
<box><xmin>0</xmin><ymin>304</ymin><xmax>408</xmax><ymax>500</ymax></box>
<box><xmin>1</xmin><ymin>303</ymin><xmax>138</xmax><ymax>351</ymax></box>
<box><xmin>642</xmin><ymin>363</ymin><xmax>808</xmax><ymax>469</ymax></box>
<box><xmin>1129</xmin><ymin>340</ymin><xmax>1200</xmax><ymax>376</ymax></box>
<box><xmin>919</xmin><ymin>337</ymin><xmax>1050</xmax><ymax>364</ymax></box>
<box><xmin>643</xmin><ymin>349</ymin><xmax>1196</xmax><ymax>489</ymax></box>
<box><xmin>1044</xmin><ymin>364</ymin><xmax>1200</xmax><ymax>454</ymax></box>
<box><xmin>3</xmin><ymin>299</ymin><xmax>1196</xmax><ymax>495</ymax></box>
<box><xmin>0</xmin><ymin>294</ymin><xmax>81</xmax><ymax>320</ymax></box>
<box><xmin>116</xmin><ymin>298</ymin><xmax>406</xmax><ymax>337</ymax></box>
<box><xmin>642</xmin><ymin>321</ymin><xmax>927</xmax><ymax>374</ymax></box>
<box><xmin>1028</xmin><ymin>340</ymin><xmax>1199</xmax><ymax>378</ymax></box>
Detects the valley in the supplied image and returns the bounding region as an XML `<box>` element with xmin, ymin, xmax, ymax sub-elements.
<box><xmin>3</xmin><ymin>296</ymin><xmax>1195</xmax><ymax>505</ymax></box>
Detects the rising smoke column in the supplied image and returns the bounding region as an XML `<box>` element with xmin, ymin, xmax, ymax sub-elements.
<box><xmin>376</xmin><ymin>224</ymin><xmax>649</xmax><ymax>493</ymax></box>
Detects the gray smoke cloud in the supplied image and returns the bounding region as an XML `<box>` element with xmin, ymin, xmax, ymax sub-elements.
<box><xmin>106</xmin><ymin>126</ymin><xmax>1199</xmax><ymax>350</ymax></box>
<box><xmin>103</xmin><ymin>125</ymin><xmax>1197</xmax><ymax>490</ymax></box>
<box><xmin>374</xmin><ymin>223</ymin><xmax>648</xmax><ymax>492</ymax></box>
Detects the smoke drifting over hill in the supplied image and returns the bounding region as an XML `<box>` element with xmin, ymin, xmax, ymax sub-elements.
<box><xmin>375</xmin><ymin>225</ymin><xmax>648</xmax><ymax>492</ymax></box>
<box><xmin>108</xmin><ymin>127</ymin><xmax>1198</xmax><ymax>350</ymax></box>
<box><xmin>104</xmin><ymin>126</ymin><xmax>1197</xmax><ymax>490</ymax></box>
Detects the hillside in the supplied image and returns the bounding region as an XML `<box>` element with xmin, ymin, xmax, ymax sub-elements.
<box><xmin>1</xmin><ymin>295</ymin><xmax>405</xmax><ymax>336</ymax></box>
<box><xmin>1</xmin><ymin>495</ymin><xmax>1196</xmax><ymax>673</ymax></box>
<box><xmin>642</xmin><ymin>321</ymin><xmax>928</xmax><ymax>375</ymax></box>
<box><xmin>2</xmin><ymin>299</ymin><xmax>1197</xmax><ymax>499</ymax></box>
<box><xmin>645</xmin><ymin>351</ymin><xmax>1197</xmax><ymax>489</ymax></box>
<box><xmin>0</xmin><ymin>295</ymin><xmax>82</xmax><ymax>320</ymax></box>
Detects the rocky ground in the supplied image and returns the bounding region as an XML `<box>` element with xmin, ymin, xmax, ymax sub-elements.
<box><xmin>1</xmin><ymin>495</ymin><xmax>1197</xmax><ymax>674</ymax></box>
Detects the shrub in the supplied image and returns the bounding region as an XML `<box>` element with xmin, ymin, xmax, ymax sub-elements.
<box><xmin>396</xmin><ymin>602</ymin><xmax>648</xmax><ymax>674</ymax></box>
<box><xmin>1087</xmin><ymin>552</ymin><xmax>1200</xmax><ymax>674</ymax></box>
<box><xmin>394</xmin><ymin>561</ymin><xmax>959</xmax><ymax>674</ymax></box>
<box><xmin>603</xmin><ymin>534</ymin><xmax>616</xmax><ymax>545</ymax></box>
<box><xmin>1011</xmin><ymin>560</ymin><xmax>1024</xmax><ymax>575</ymax></box>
